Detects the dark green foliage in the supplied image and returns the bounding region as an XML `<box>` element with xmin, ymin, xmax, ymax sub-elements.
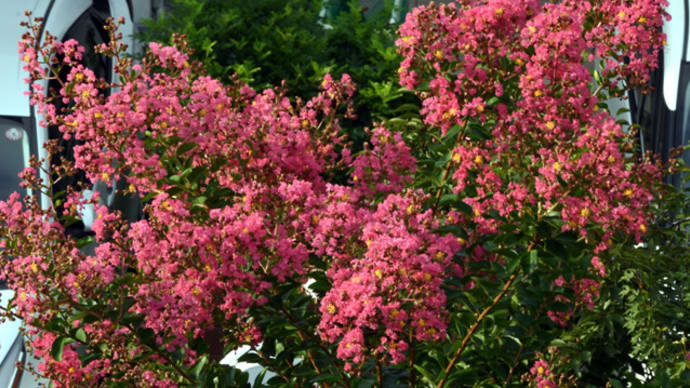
<box><xmin>140</xmin><ymin>0</ymin><xmax>419</xmax><ymax>152</ymax></box>
<box><xmin>140</xmin><ymin>0</ymin><xmax>326</xmax><ymax>96</ymax></box>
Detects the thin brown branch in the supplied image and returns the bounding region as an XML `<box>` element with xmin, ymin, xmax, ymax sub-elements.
<box><xmin>408</xmin><ymin>339</ymin><xmax>416</xmax><ymax>387</ymax></box>
<box><xmin>436</xmin><ymin>266</ymin><xmax>521</xmax><ymax>388</ymax></box>
<box><xmin>278</xmin><ymin>306</ymin><xmax>350</xmax><ymax>388</ymax></box>
<box><xmin>251</xmin><ymin>346</ymin><xmax>291</xmax><ymax>384</ymax></box>
<box><xmin>502</xmin><ymin>302</ymin><xmax>546</xmax><ymax>386</ymax></box>
<box><xmin>376</xmin><ymin>359</ymin><xmax>384</xmax><ymax>388</ymax></box>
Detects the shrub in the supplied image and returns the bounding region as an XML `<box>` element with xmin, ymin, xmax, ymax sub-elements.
<box><xmin>1</xmin><ymin>1</ymin><xmax>685</xmax><ymax>387</ymax></box>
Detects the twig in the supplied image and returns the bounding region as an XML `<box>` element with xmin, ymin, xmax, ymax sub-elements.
<box><xmin>278</xmin><ymin>306</ymin><xmax>350</xmax><ymax>388</ymax></box>
<box><xmin>436</xmin><ymin>266</ymin><xmax>521</xmax><ymax>388</ymax></box>
<box><xmin>408</xmin><ymin>340</ymin><xmax>416</xmax><ymax>387</ymax></box>
<box><xmin>376</xmin><ymin>359</ymin><xmax>384</xmax><ymax>388</ymax></box>
<box><xmin>251</xmin><ymin>346</ymin><xmax>291</xmax><ymax>384</ymax></box>
<box><xmin>502</xmin><ymin>303</ymin><xmax>545</xmax><ymax>386</ymax></box>
<box><xmin>592</xmin><ymin>83</ymin><xmax>604</xmax><ymax>98</ymax></box>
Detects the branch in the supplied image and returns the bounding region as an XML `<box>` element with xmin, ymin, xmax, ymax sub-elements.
<box><xmin>376</xmin><ymin>359</ymin><xmax>384</xmax><ymax>388</ymax></box>
<box><xmin>502</xmin><ymin>302</ymin><xmax>546</xmax><ymax>386</ymax></box>
<box><xmin>278</xmin><ymin>306</ymin><xmax>350</xmax><ymax>388</ymax></box>
<box><xmin>436</xmin><ymin>266</ymin><xmax>521</xmax><ymax>388</ymax></box>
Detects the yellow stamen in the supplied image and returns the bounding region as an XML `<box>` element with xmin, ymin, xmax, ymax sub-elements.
<box><xmin>580</xmin><ymin>208</ymin><xmax>590</xmax><ymax>218</ymax></box>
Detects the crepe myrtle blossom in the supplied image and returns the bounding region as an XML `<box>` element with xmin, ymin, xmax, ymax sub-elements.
<box><xmin>528</xmin><ymin>359</ymin><xmax>557</xmax><ymax>388</ymax></box>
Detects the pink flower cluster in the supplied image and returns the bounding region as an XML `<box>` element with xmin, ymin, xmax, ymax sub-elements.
<box><xmin>318</xmin><ymin>193</ymin><xmax>461</xmax><ymax>365</ymax></box>
<box><xmin>529</xmin><ymin>359</ymin><xmax>556</xmax><ymax>388</ymax></box>
<box><xmin>396</xmin><ymin>0</ymin><xmax>664</xmax><ymax>284</ymax></box>
<box><xmin>548</xmin><ymin>275</ymin><xmax>602</xmax><ymax>327</ymax></box>
<box><xmin>3</xmin><ymin>16</ymin><xmax>462</xmax><ymax>383</ymax></box>
<box><xmin>1</xmin><ymin>2</ymin><xmax>669</xmax><ymax>383</ymax></box>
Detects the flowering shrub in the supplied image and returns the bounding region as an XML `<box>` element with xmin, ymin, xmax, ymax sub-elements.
<box><xmin>0</xmin><ymin>1</ymin><xmax>684</xmax><ymax>387</ymax></box>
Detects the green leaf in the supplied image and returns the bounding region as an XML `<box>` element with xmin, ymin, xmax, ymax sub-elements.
<box><xmin>191</xmin><ymin>355</ymin><xmax>209</xmax><ymax>379</ymax></box>
<box><xmin>51</xmin><ymin>336</ymin><xmax>75</xmax><ymax>361</ymax></box>
<box><xmin>609</xmin><ymin>378</ymin><xmax>624</xmax><ymax>388</ymax></box>
<box><xmin>74</xmin><ymin>328</ymin><xmax>87</xmax><ymax>343</ymax></box>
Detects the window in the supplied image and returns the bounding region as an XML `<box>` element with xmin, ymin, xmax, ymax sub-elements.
<box><xmin>0</xmin><ymin>118</ymin><xmax>31</xmax><ymax>201</ymax></box>
<box><xmin>48</xmin><ymin>2</ymin><xmax>112</xmax><ymax>237</ymax></box>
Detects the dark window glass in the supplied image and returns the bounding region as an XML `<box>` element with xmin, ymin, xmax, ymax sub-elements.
<box><xmin>0</xmin><ymin>119</ymin><xmax>29</xmax><ymax>201</ymax></box>
<box><xmin>48</xmin><ymin>3</ymin><xmax>111</xmax><ymax>237</ymax></box>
